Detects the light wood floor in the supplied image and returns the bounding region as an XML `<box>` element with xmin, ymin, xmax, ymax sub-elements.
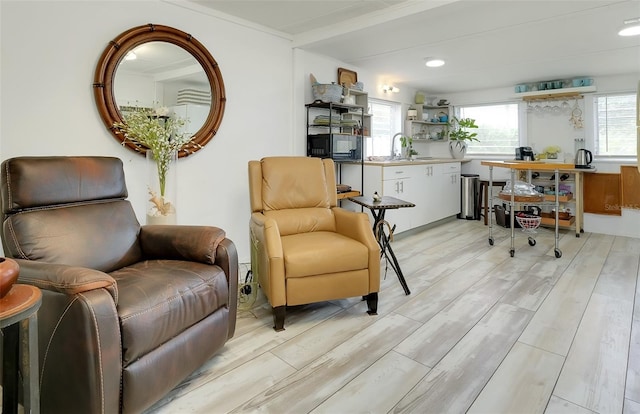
<box><xmin>146</xmin><ymin>219</ymin><xmax>640</xmax><ymax>414</ymax></box>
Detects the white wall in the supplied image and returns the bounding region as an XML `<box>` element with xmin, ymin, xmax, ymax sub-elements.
<box><xmin>0</xmin><ymin>0</ymin><xmax>294</xmax><ymax>261</ymax></box>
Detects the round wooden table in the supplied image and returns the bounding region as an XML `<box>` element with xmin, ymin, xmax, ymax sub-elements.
<box><xmin>1</xmin><ymin>284</ymin><xmax>42</xmax><ymax>414</ymax></box>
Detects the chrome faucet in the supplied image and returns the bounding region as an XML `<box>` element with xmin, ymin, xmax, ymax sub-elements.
<box><xmin>391</xmin><ymin>132</ymin><xmax>403</xmax><ymax>159</ymax></box>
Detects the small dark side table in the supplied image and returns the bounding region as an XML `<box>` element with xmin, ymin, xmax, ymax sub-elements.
<box><xmin>1</xmin><ymin>284</ymin><xmax>42</xmax><ymax>414</ymax></box>
<box><xmin>348</xmin><ymin>195</ymin><xmax>415</xmax><ymax>295</ymax></box>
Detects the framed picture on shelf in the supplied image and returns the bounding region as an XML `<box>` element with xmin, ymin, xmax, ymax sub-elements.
<box><xmin>338</xmin><ymin>68</ymin><xmax>357</xmax><ymax>88</ymax></box>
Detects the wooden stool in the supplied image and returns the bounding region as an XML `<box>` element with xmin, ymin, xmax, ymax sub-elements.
<box><xmin>478</xmin><ymin>179</ymin><xmax>507</xmax><ymax>225</ymax></box>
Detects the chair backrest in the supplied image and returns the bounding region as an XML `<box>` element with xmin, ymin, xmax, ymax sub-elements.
<box><xmin>248</xmin><ymin>156</ymin><xmax>338</xmax><ymax>236</ymax></box>
<box><xmin>1</xmin><ymin>156</ymin><xmax>143</xmax><ymax>272</ymax></box>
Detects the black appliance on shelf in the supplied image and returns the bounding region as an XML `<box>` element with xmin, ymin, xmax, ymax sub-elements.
<box><xmin>306</xmin><ymin>101</ymin><xmax>364</xmax><ymax>161</ymax></box>
<box><xmin>515</xmin><ymin>146</ymin><xmax>534</xmax><ymax>160</ymax></box>
<box><xmin>307</xmin><ymin>134</ymin><xmax>362</xmax><ymax>160</ymax></box>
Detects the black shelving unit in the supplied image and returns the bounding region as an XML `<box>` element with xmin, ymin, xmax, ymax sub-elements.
<box><xmin>306</xmin><ymin>100</ymin><xmax>365</xmax><ymax>200</ymax></box>
<box><xmin>306</xmin><ymin>101</ymin><xmax>364</xmax><ymax>161</ymax></box>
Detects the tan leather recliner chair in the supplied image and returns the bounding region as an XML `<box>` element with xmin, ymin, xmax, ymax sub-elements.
<box><xmin>248</xmin><ymin>156</ymin><xmax>380</xmax><ymax>331</ymax></box>
<box><xmin>0</xmin><ymin>156</ymin><xmax>238</xmax><ymax>414</ymax></box>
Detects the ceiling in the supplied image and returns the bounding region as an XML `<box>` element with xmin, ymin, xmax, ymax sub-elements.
<box><xmin>118</xmin><ymin>41</ymin><xmax>209</xmax><ymax>87</ymax></box>
<box><xmin>188</xmin><ymin>0</ymin><xmax>640</xmax><ymax>94</ymax></box>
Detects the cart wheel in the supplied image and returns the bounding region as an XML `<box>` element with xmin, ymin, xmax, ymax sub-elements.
<box><xmin>488</xmin><ymin>237</ymin><xmax>494</xmax><ymax>246</ymax></box>
<box><xmin>528</xmin><ymin>237</ymin><xmax>536</xmax><ymax>246</ymax></box>
<box><xmin>576</xmin><ymin>233</ymin><xmax>580</xmax><ymax>238</ymax></box>
<box><xmin>509</xmin><ymin>249</ymin><xmax>515</xmax><ymax>257</ymax></box>
<box><xmin>554</xmin><ymin>248</ymin><xmax>562</xmax><ymax>258</ymax></box>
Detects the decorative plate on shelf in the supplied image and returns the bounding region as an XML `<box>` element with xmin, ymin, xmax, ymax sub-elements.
<box><xmin>338</xmin><ymin>67</ymin><xmax>357</xmax><ymax>88</ymax></box>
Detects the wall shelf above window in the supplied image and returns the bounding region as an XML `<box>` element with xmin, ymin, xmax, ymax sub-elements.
<box><xmin>517</xmin><ymin>86</ymin><xmax>596</xmax><ymax>101</ymax></box>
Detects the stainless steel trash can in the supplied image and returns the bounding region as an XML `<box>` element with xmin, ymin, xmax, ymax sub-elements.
<box><xmin>458</xmin><ymin>174</ymin><xmax>479</xmax><ymax>220</ymax></box>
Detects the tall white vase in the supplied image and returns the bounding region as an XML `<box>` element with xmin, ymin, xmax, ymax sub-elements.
<box><xmin>449</xmin><ymin>141</ymin><xmax>467</xmax><ymax>159</ymax></box>
<box><xmin>146</xmin><ymin>149</ymin><xmax>177</xmax><ymax>225</ymax></box>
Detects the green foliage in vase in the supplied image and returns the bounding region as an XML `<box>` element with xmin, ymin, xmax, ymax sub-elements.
<box><xmin>399</xmin><ymin>136</ymin><xmax>418</xmax><ymax>156</ymax></box>
<box><xmin>114</xmin><ymin>105</ymin><xmax>195</xmax><ymax>197</ymax></box>
<box><xmin>448</xmin><ymin>116</ymin><xmax>479</xmax><ymax>146</ymax></box>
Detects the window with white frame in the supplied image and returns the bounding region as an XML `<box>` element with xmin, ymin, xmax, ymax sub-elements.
<box><xmin>367</xmin><ymin>99</ymin><xmax>402</xmax><ymax>157</ymax></box>
<box><xmin>457</xmin><ymin>103</ymin><xmax>519</xmax><ymax>155</ymax></box>
<box><xmin>594</xmin><ymin>93</ymin><xmax>637</xmax><ymax>157</ymax></box>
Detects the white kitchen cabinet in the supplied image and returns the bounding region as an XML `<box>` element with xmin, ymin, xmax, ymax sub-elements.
<box><xmin>435</xmin><ymin>162</ymin><xmax>461</xmax><ymax>220</ymax></box>
<box><xmin>412</xmin><ymin>164</ymin><xmax>437</xmax><ymax>226</ymax></box>
<box><xmin>340</xmin><ymin>161</ymin><xmax>461</xmax><ymax>234</ymax></box>
<box><xmin>340</xmin><ymin>164</ymin><xmax>415</xmax><ymax>232</ymax></box>
<box><xmin>373</xmin><ymin>165</ymin><xmax>415</xmax><ymax>233</ymax></box>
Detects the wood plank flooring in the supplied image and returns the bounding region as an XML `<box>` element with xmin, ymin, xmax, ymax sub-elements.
<box><xmin>146</xmin><ymin>219</ymin><xmax>640</xmax><ymax>414</ymax></box>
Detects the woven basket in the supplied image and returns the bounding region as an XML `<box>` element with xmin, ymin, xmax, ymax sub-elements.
<box><xmin>312</xmin><ymin>84</ymin><xmax>343</xmax><ymax>103</ymax></box>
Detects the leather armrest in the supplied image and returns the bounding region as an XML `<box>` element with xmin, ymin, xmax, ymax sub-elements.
<box><xmin>140</xmin><ymin>225</ymin><xmax>226</xmax><ymax>264</ymax></box>
<box><xmin>214</xmin><ymin>238</ymin><xmax>239</xmax><ymax>339</ymax></box>
<box><xmin>250</xmin><ymin>213</ymin><xmax>283</xmax><ymax>258</ymax></box>
<box><xmin>333</xmin><ymin>207</ymin><xmax>379</xmax><ymax>250</ymax></box>
<box><xmin>250</xmin><ymin>212</ymin><xmax>286</xmax><ymax>306</ymax></box>
<box><xmin>333</xmin><ymin>207</ymin><xmax>381</xmax><ymax>292</ymax></box>
<box><xmin>14</xmin><ymin>259</ymin><xmax>117</xmax><ymax>300</ymax></box>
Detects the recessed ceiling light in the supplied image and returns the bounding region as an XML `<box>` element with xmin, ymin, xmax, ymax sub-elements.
<box><xmin>618</xmin><ymin>17</ymin><xmax>640</xmax><ymax>36</ymax></box>
<box><xmin>425</xmin><ymin>58</ymin><xmax>445</xmax><ymax>68</ymax></box>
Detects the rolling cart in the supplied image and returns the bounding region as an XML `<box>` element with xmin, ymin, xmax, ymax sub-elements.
<box><xmin>480</xmin><ymin>160</ymin><xmax>595</xmax><ymax>258</ymax></box>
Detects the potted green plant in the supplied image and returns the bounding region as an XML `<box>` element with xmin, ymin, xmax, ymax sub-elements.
<box><xmin>399</xmin><ymin>136</ymin><xmax>418</xmax><ymax>159</ymax></box>
<box><xmin>448</xmin><ymin>116</ymin><xmax>478</xmax><ymax>159</ymax></box>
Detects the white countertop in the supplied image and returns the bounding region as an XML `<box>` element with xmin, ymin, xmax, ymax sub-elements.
<box><xmin>354</xmin><ymin>157</ymin><xmax>470</xmax><ymax>166</ymax></box>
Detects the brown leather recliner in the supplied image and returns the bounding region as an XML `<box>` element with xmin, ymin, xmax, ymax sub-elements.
<box><xmin>0</xmin><ymin>156</ymin><xmax>238</xmax><ymax>414</ymax></box>
<box><xmin>248</xmin><ymin>156</ymin><xmax>380</xmax><ymax>331</ymax></box>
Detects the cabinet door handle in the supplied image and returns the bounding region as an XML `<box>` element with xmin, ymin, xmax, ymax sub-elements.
<box><xmin>395</xmin><ymin>170</ymin><xmax>404</xmax><ymax>174</ymax></box>
<box><xmin>400</xmin><ymin>181</ymin><xmax>404</xmax><ymax>193</ymax></box>
<box><xmin>395</xmin><ymin>181</ymin><xmax>399</xmax><ymax>193</ymax></box>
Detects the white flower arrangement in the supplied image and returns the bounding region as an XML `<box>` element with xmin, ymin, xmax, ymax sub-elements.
<box><xmin>114</xmin><ymin>105</ymin><xmax>197</xmax><ymax>215</ymax></box>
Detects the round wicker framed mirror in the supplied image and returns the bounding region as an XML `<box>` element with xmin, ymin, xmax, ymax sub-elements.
<box><xmin>93</xmin><ymin>24</ymin><xmax>226</xmax><ymax>157</ymax></box>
